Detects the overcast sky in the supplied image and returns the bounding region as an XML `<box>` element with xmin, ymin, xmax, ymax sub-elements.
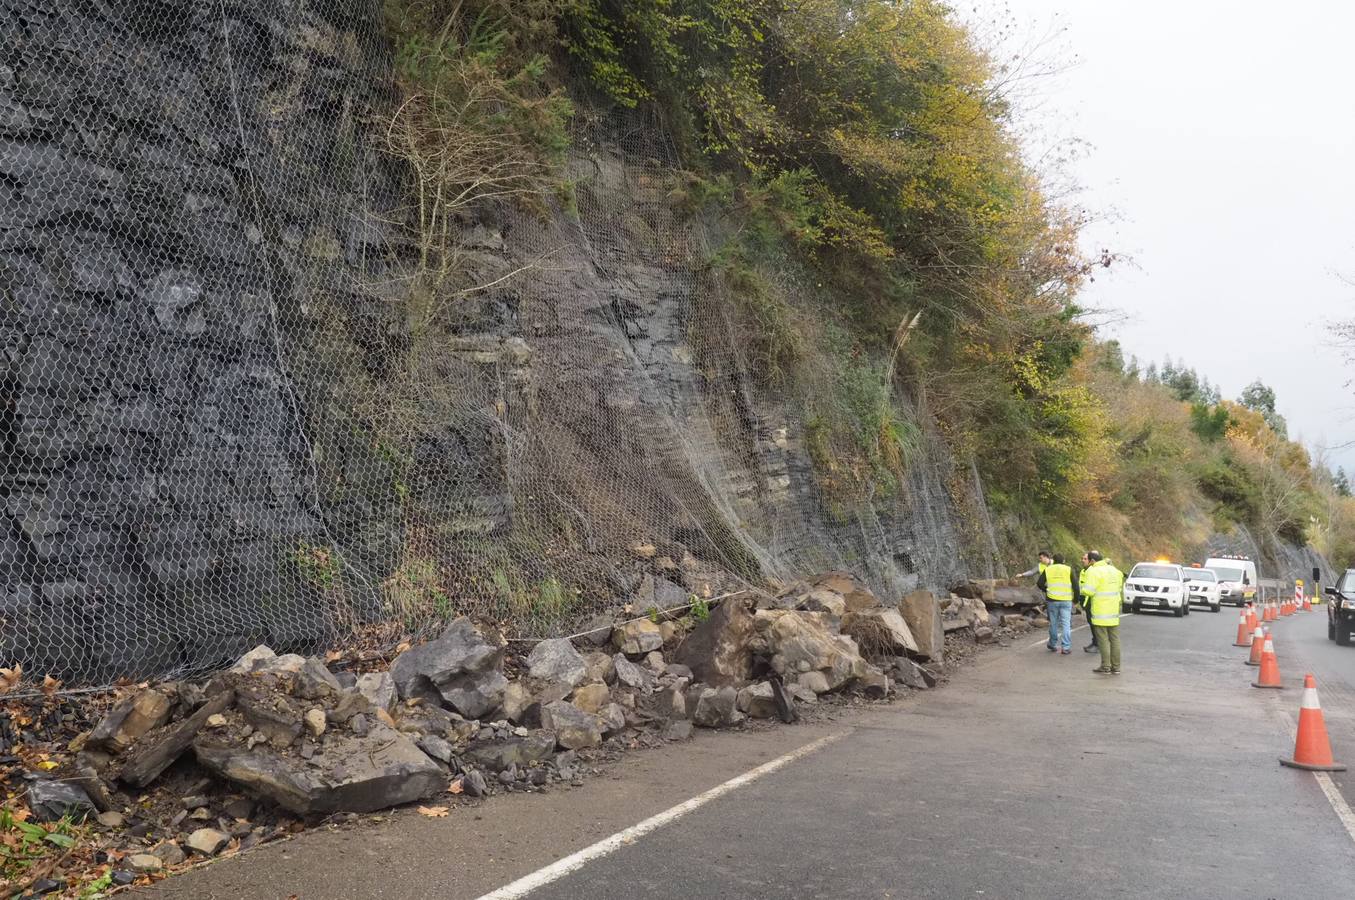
<box><xmin>989</xmin><ymin>0</ymin><xmax>1355</xmax><ymax>470</ymax></box>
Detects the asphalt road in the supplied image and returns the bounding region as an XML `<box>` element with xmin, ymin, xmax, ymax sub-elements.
<box><xmin>145</xmin><ymin>607</ymin><xmax>1355</xmax><ymax>900</ymax></box>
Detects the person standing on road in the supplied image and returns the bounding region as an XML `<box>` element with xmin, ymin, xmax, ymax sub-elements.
<box><xmin>1037</xmin><ymin>554</ymin><xmax>1076</xmax><ymax>653</ymax></box>
<box><xmin>1081</xmin><ymin>550</ymin><xmax>1125</xmax><ymax>674</ymax></box>
<box><xmin>1080</xmin><ymin>552</ymin><xmax>1098</xmax><ymax>653</ymax></box>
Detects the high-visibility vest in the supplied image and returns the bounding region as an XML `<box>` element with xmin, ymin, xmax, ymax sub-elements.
<box><xmin>1084</xmin><ymin>561</ymin><xmax>1124</xmax><ymax>626</ymax></box>
<box><xmin>1044</xmin><ymin>564</ymin><xmax>1074</xmax><ymax>601</ymax></box>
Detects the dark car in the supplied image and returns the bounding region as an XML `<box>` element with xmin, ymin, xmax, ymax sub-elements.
<box><xmin>1324</xmin><ymin>570</ymin><xmax>1355</xmax><ymax>646</ymax></box>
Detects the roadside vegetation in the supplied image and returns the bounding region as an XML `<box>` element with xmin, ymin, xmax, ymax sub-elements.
<box><xmin>382</xmin><ymin>1</ymin><xmax>1345</xmax><ymax>572</ymax></box>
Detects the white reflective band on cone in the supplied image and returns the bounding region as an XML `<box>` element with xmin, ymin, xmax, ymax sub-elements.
<box><xmin>1263</xmin><ymin>637</ymin><xmax>1274</xmax><ymax>652</ymax></box>
<box><xmin>1301</xmin><ymin>687</ymin><xmax>1320</xmax><ymax>710</ymax></box>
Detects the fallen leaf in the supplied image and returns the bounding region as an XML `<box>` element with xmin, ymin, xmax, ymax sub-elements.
<box><xmin>324</xmin><ymin>650</ymin><xmax>342</xmax><ymax>664</ymax></box>
<box><xmin>448</xmin><ymin>778</ymin><xmax>464</xmax><ymax>795</ymax></box>
<box><xmin>40</xmin><ymin>674</ymin><xmax>62</xmax><ymax>695</ymax></box>
<box><xmin>10</xmin><ymin>807</ymin><xmax>30</xmax><ymax>823</ymax></box>
<box><xmin>375</xmin><ymin>708</ymin><xmax>396</xmax><ymax>728</ymax></box>
<box><xmin>417</xmin><ymin>806</ymin><xmax>448</xmax><ymax>818</ymax></box>
<box><xmin>395</xmin><ymin>641</ymin><xmax>411</xmax><ymax>653</ymax></box>
<box><xmin>0</xmin><ymin>665</ymin><xmax>22</xmax><ymax>693</ymax></box>
<box><xmin>36</xmin><ymin>760</ymin><xmax>59</xmax><ymax>771</ymax></box>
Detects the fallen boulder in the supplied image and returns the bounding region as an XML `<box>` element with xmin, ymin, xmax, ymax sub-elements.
<box><xmin>735</xmin><ymin>682</ymin><xmax>781</xmax><ymax>719</ymax></box>
<box><xmin>898</xmin><ymin>590</ymin><xmax>945</xmax><ymax>663</ymax></box>
<box><xmin>540</xmin><ymin>701</ymin><xmax>603</xmax><ymax>750</ymax></box>
<box><xmin>120</xmin><ymin>690</ymin><xmax>235</xmax><ymax>788</ymax></box>
<box><xmin>612</xmin><ymin>619</ymin><xmax>663</xmax><ymax>656</ymax></box>
<box><xmin>389</xmin><ymin>618</ymin><xmax>507</xmax><ymax>718</ymax></box>
<box><xmin>463</xmin><ymin>732</ymin><xmax>556</xmax><ymax>773</ymax></box>
<box><xmin>842</xmin><ymin>607</ymin><xmax>918</xmax><ymax>657</ymax></box>
<box><xmin>193</xmin><ymin>719</ymin><xmax>443</xmax><ymax>815</ymax></box>
<box><xmin>570</xmin><ymin>683</ymin><xmax>611</xmax><ymax>714</ymax></box>
<box><xmin>612</xmin><ymin>654</ymin><xmax>655</xmax><ymax>694</ymax></box>
<box><xmin>354</xmin><ymin>673</ymin><xmax>397</xmax><ymax>713</ymax></box>
<box><xmin>671</xmin><ymin>596</ymin><xmax>757</xmax><ymax>686</ymax></box>
<box><xmin>752</xmin><ymin>609</ymin><xmax>869</xmax><ymax>693</ymax></box>
<box><xmin>527</xmin><ymin>639</ymin><xmax>588</xmax><ymax>689</ymax></box>
<box><xmin>689</xmin><ymin>685</ymin><xmax>745</xmax><ymax>728</ymax></box>
<box><xmin>88</xmin><ymin>687</ymin><xmax>177</xmax><ymax>753</ymax></box>
<box><xmin>27</xmin><ymin>780</ymin><xmax>97</xmax><ymax>823</ymax></box>
<box><xmin>807</xmin><ymin>571</ymin><xmax>881</xmax><ymax>613</ymax></box>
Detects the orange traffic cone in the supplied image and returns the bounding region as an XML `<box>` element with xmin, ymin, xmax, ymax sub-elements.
<box><xmin>1246</xmin><ymin>604</ymin><xmax>1258</xmax><ymax>632</ymax></box>
<box><xmin>1246</xmin><ymin>627</ymin><xmax>1266</xmax><ymax>666</ymax></box>
<box><xmin>1302</xmin><ymin>595</ymin><xmax>1312</xmax><ymax>612</ymax></box>
<box><xmin>1233</xmin><ymin>609</ymin><xmax>1252</xmax><ymax>647</ymax></box>
<box><xmin>1282</xmin><ymin>599</ymin><xmax>1293</xmax><ymax>617</ymax></box>
<box><xmin>1251</xmin><ymin>634</ymin><xmax>1283</xmax><ymax>689</ymax></box>
<box><xmin>1280</xmin><ymin>675</ymin><xmax>1347</xmax><ymax>771</ymax></box>
<box><xmin>1266</xmin><ymin>601</ymin><xmax>1277</xmax><ymax>622</ymax></box>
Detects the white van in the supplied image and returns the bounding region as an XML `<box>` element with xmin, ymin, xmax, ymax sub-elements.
<box><xmin>1204</xmin><ymin>556</ymin><xmax>1258</xmax><ymax>607</ymax></box>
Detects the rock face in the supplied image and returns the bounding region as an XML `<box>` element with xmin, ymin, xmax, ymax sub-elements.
<box><xmin>390</xmin><ymin>618</ymin><xmax>507</xmax><ymax>718</ymax></box>
<box><xmin>898</xmin><ymin>590</ymin><xmax>945</xmax><ymax>662</ymax></box>
<box><xmin>672</xmin><ymin>597</ymin><xmax>757</xmax><ymax>686</ymax></box>
<box><xmin>526</xmin><ymin>639</ymin><xmax>588</xmax><ymax>689</ymax></box>
<box><xmin>193</xmin><ymin>720</ymin><xmax>443</xmax><ymax>815</ymax></box>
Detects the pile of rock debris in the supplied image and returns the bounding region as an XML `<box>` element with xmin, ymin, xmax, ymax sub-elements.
<box><xmin>10</xmin><ymin>572</ymin><xmax>1034</xmax><ymax>887</ymax></box>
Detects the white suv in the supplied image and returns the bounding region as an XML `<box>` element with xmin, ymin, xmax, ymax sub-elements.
<box><xmin>1182</xmin><ymin>566</ymin><xmax>1222</xmax><ymax>613</ymax></box>
<box><xmin>1125</xmin><ymin>563</ymin><xmax>1190</xmax><ymax>617</ymax></box>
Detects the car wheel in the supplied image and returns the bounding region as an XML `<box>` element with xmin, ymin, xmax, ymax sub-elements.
<box><xmin>1338</xmin><ymin>620</ymin><xmax>1353</xmax><ymax>647</ymax></box>
<box><xmin>1210</xmin><ymin>602</ymin><xmax>1220</xmax><ymax>613</ymax></box>
<box><xmin>1330</xmin><ymin>618</ymin><xmax>1337</xmax><ymax>641</ymax></box>
<box><xmin>1173</xmin><ymin>604</ymin><xmax>1184</xmax><ymax>618</ymax></box>
<box><xmin>1183</xmin><ymin>601</ymin><xmax>1191</xmax><ymax>616</ymax></box>
<box><xmin>1132</xmin><ymin>601</ymin><xmax>1141</xmax><ymax>614</ymax></box>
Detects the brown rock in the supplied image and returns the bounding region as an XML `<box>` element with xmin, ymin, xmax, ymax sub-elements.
<box><xmin>898</xmin><ymin>589</ymin><xmax>945</xmax><ymax>663</ymax></box>
<box><xmin>570</xmin><ymin>683</ymin><xmax>611</xmax><ymax>714</ymax></box>
<box><xmin>120</xmin><ymin>690</ymin><xmax>234</xmax><ymax>788</ymax></box>
<box><xmin>88</xmin><ymin>687</ymin><xmax>177</xmax><ymax>753</ymax></box>
<box><xmin>671</xmin><ymin>596</ymin><xmax>757</xmax><ymax>686</ymax></box>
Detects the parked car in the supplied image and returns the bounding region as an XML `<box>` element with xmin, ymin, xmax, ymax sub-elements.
<box><xmin>1182</xmin><ymin>566</ymin><xmax>1222</xmax><ymax>612</ymax></box>
<box><xmin>1324</xmin><ymin>570</ymin><xmax>1355</xmax><ymax>646</ymax></box>
<box><xmin>1125</xmin><ymin>563</ymin><xmax>1190</xmax><ymax>617</ymax></box>
<box><xmin>1204</xmin><ymin>555</ymin><xmax>1257</xmax><ymax>606</ymax></box>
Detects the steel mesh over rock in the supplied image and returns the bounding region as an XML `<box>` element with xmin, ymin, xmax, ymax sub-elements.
<box><xmin>0</xmin><ymin>0</ymin><xmax>996</xmax><ymax>688</ymax></box>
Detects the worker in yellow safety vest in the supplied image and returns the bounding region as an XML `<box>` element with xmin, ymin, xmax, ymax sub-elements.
<box><xmin>1037</xmin><ymin>555</ymin><xmax>1076</xmax><ymax>653</ymax></box>
<box><xmin>1080</xmin><ymin>550</ymin><xmax>1125</xmax><ymax>675</ymax></box>
<box><xmin>1017</xmin><ymin>550</ymin><xmax>1053</xmax><ymax>579</ymax></box>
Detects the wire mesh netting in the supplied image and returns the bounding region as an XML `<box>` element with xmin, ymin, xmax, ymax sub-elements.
<box><xmin>0</xmin><ymin>0</ymin><xmax>994</xmax><ymax>688</ymax></box>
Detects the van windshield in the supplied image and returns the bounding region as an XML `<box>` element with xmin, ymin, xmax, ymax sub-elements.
<box><xmin>1183</xmin><ymin>569</ymin><xmax>1217</xmax><ymax>582</ymax></box>
<box><xmin>1212</xmin><ymin>568</ymin><xmax>1243</xmax><ymax>582</ymax></box>
<box><xmin>1131</xmin><ymin>565</ymin><xmax>1179</xmax><ymax>580</ymax></box>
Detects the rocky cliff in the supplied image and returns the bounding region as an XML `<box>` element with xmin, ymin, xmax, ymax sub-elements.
<box><xmin>0</xmin><ymin>1</ymin><xmax>1004</xmax><ymax>685</ymax></box>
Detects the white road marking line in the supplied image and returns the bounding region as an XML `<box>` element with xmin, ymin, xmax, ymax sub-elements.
<box><xmin>1027</xmin><ymin>623</ymin><xmax>1089</xmax><ymax>649</ymax></box>
<box><xmin>474</xmin><ymin>730</ymin><xmax>850</xmax><ymax>900</ymax></box>
<box><xmin>1278</xmin><ymin>710</ymin><xmax>1355</xmax><ymax>848</ymax></box>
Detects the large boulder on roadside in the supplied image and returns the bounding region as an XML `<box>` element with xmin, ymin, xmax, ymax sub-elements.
<box><xmin>735</xmin><ymin>682</ymin><xmax>782</xmax><ymax>720</ymax></box>
<box><xmin>612</xmin><ymin>619</ymin><xmax>663</xmax><ymax>656</ymax></box>
<box><xmin>752</xmin><ymin>609</ymin><xmax>869</xmax><ymax>693</ymax></box>
<box><xmin>527</xmin><ymin>639</ymin><xmax>588</xmax><ymax>689</ymax></box>
<box><xmin>671</xmin><ymin>596</ymin><xmax>757</xmax><ymax>687</ymax></box>
<box><xmin>390</xmin><ymin>618</ymin><xmax>507</xmax><ymax>719</ymax></box>
<box><xmin>463</xmin><ymin>732</ymin><xmax>556</xmax><ymax>772</ymax></box>
<box><xmin>193</xmin><ymin>720</ymin><xmax>443</xmax><ymax>815</ymax></box>
<box><xmin>898</xmin><ymin>590</ymin><xmax>945</xmax><ymax>662</ymax></box>
<box><xmin>689</xmin><ymin>686</ymin><xmax>745</xmax><ymax>728</ymax></box>
<box><xmin>842</xmin><ymin>607</ymin><xmax>918</xmax><ymax>657</ymax></box>
<box><xmin>540</xmin><ymin>701</ymin><xmax>603</xmax><ymax>750</ymax></box>
<box><xmin>612</xmin><ymin>654</ymin><xmax>655</xmax><ymax>694</ymax></box>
